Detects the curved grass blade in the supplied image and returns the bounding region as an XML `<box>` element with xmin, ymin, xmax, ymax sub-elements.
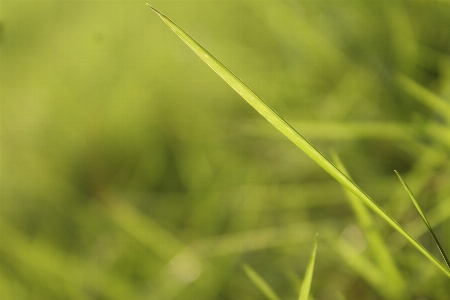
<box><xmin>298</xmin><ymin>236</ymin><xmax>318</xmax><ymax>300</ymax></box>
<box><xmin>242</xmin><ymin>264</ymin><xmax>281</xmax><ymax>300</ymax></box>
<box><xmin>395</xmin><ymin>170</ymin><xmax>450</xmax><ymax>269</ymax></box>
<box><xmin>147</xmin><ymin>4</ymin><xmax>450</xmax><ymax>278</ymax></box>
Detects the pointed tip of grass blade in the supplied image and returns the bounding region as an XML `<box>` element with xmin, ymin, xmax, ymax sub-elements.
<box><xmin>146</xmin><ymin>3</ymin><xmax>156</xmax><ymax>11</ymax></box>
<box><xmin>395</xmin><ymin>170</ymin><xmax>450</xmax><ymax>269</ymax></box>
<box><xmin>298</xmin><ymin>236</ymin><xmax>318</xmax><ymax>300</ymax></box>
<box><xmin>146</xmin><ymin>4</ymin><xmax>167</xmax><ymax>18</ymax></box>
<box><xmin>242</xmin><ymin>264</ymin><xmax>281</xmax><ymax>300</ymax></box>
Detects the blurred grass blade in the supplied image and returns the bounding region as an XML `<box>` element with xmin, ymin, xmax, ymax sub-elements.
<box><xmin>332</xmin><ymin>152</ymin><xmax>405</xmax><ymax>297</ymax></box>
<box><xmin>148</xmin><ymin>5</ymin><xmax>450</xmax><ymax>278</ymax></box>
<box><xmin>242</xmin><ymin>264</ymin><xmax>281</xmax><ymax>300</ymax></box>
<box><xmin>395</xmin><ymin>170</ymin><xmax>450</xmax><ymax>268</ymax></box>
<box><xmin>335</xmin><ymin>238</ymin><xmax>384</xmax><ymax>295</ymax></box>
<box><xmin>107</xmin><ymin>199</ymin><xmax>184</xmax><ymax>261</ymax></box>
<box><xmin>299</xmin><ymin>236</ymin><xmax>318</xmax><ymax>300</ymax></box>
<box><xmin>396</xmin><ymin>73</ymin><xmax>450</xmax><ymax>123</ymax></box>
<box><xmin>335</xmin><ymin>292</ymin><xmax>348</xmax><ymax>300</ymax></box>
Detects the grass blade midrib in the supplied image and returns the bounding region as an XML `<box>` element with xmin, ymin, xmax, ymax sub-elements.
<box><xmin>148</xmin><ymin>4</ymin><xmax>450</xmax><ymax>278</ymax></box>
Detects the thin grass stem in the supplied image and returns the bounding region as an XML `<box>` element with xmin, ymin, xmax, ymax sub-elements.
<box><xmin>395</xmin><ymin>170</ymin><xmax>450</xmax><ymax>269</ymax></box>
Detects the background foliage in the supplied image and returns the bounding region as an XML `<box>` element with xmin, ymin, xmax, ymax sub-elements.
<box><xmin>1</xmin><ymin>1</ymin><xmax>450</xmax><ymax>299</ymax></box>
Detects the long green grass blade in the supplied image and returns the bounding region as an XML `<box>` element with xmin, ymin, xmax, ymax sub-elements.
<box><xmin>298</xmin><ymin>236</ymin><xmax>318</xmax><ymax>300</ymax></box>
<box><xmin>242</xmin><ymin>264</ymin><xmax>281</xmax><ymax>300</ymax></box>
<box><xmin>148</xmin><ymin>4</ymin><xmax>450</xmax><ymax>278</ymax></box>
<box><xmin>395</xmin><ymin>170</ymin><xmax>450</xmax><ymax>269</ymax></box>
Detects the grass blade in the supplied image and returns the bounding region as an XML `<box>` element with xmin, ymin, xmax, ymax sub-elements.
<box><xmin>242</xmin><ymin>264</ymin><xmax>281</xmax><ymax>300</ymax></box>
<box><xmin>298</xmin><ymin>236</ymin><xmax>318</xmax><ymax>300</ymax></box>
<box><xmin>396</xmin><ymin>73</ymin><xmax>450</xmax><ymax>123</ymax></box>
<box><xmin>148</xmin><ymin>4</ymin><xmax>450</xmax><ymax>278</ymax></box>
<box><xmin>395</xmin><ymin>170</ymin><xmax>450</xmax><ymax>269</ymax></box>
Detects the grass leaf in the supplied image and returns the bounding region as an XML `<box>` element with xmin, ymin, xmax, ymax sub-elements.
<box><xmin>148</xmin><ymin>4</ymin><xmax>450</xmax><ymax>278</ymax></box>
<box><xmin>298</xmin><ymin>236</ymin><xmax>318</xmax><ymax>300</ymax></box>
<box><xmin>242</xmin><ymin>264</ymin><xmax>281</xmax><ymax>300</ymax></box>
<box><xmin>395</xmin><ymin>170</ymin><xmax>450</xmax><ymax>268</ymax></box>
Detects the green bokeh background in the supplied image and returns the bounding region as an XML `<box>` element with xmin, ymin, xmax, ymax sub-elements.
<box><xmin>1</xmin><ymin>1</ymin><xmax>450</xmax><ymax>299</ymax></box>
